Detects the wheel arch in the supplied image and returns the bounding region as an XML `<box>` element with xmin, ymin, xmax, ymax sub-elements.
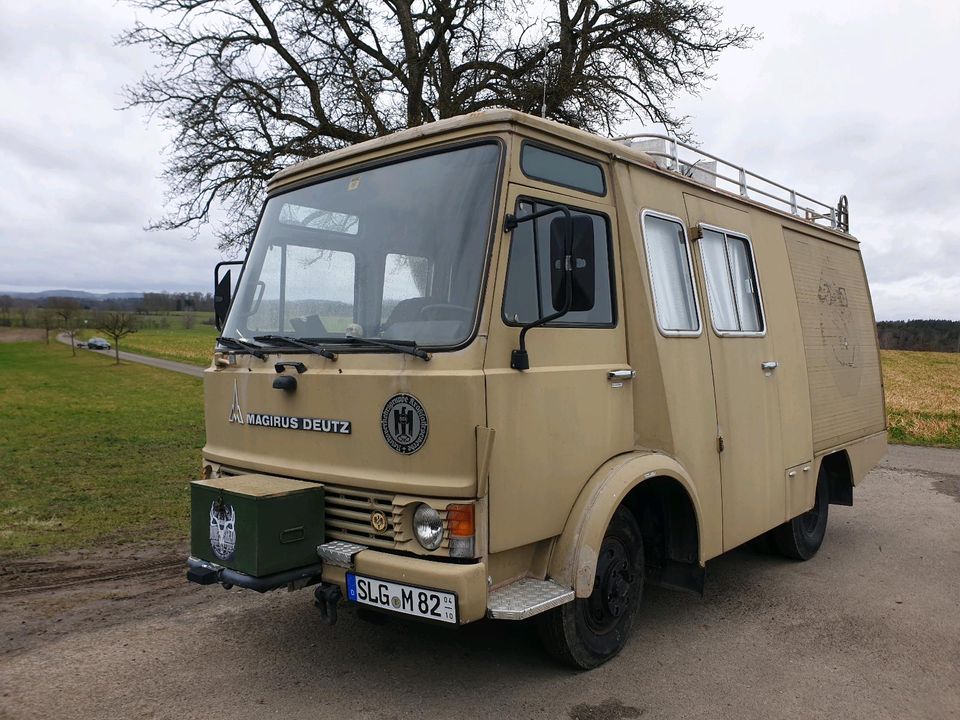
<box><xmin>820</xmin><ymin>449</ymin><xmax>854</xmax><ymax>506</ymax></box>
<box><xmin>547</xmin><ymin>451</ymin><xmax>704</xmax><ymax>598</ymax></box>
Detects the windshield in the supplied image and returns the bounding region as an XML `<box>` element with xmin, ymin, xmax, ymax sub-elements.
<box><xmin>222</xmin><ymin>143</ymin><xmax>501</xmax><ymax>349</ymax></box>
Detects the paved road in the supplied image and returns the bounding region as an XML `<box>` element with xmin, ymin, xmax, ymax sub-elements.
<box><xmin>56</xmin><ymin>333</ymin><xmax>205</xmax><ymax>378</ymax></box>
<box><xmin>1</xmin><ymin>445</ymin><xmax>958</xmax><ymax>720</ymax></box>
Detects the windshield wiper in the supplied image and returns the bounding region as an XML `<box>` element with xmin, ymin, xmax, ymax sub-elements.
<box><xmin>343</xmin><ymin>335</ymin><xmax>430</xmax><ymax>361</ymax></box>
<box><xmin>216</xmin><ymin>336</ymin><xmax>267</xmax><ymax>360</ymax></box>
<box><xmin>253</xmin><ymin>335</ymin><xmax>337</xmax><ymax>361</ymax></box>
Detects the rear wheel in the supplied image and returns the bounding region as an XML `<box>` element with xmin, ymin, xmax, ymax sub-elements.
<box><xmin>774</xmin><ymin>466</ymin><xmax>830</xmax><ymax>560</ymax></box>
<box><xmin>538</xmin><ymin>506</ymin><xmax>644</xmax><ymax>669</ymax></box>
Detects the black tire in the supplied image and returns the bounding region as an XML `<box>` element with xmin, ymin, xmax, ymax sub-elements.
<box><xmin>774</xmin><ymin>466</ymin><xmax>830</xmax><ymax>560</ymax></box>
<box><xmin>538</xmin><ymin>506</ymin><xmax>644</xmax><ymax>670</ymax></box>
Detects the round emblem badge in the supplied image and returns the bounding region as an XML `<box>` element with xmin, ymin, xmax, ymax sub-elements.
<box><xmin>370</xmin><ymin>510</ymin><xmax>389</xmax><ymax>533</ymax></box>
<box><xmin>381</xmin><ymin>393</ymin><xmax>428</xmax><ymax>454</ymax></box>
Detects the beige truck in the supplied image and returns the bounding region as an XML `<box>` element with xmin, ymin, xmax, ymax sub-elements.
<box><xmin>188</xmin><ymin>109</ymin><xmax>886</xmax><ymax>669</ymax></box>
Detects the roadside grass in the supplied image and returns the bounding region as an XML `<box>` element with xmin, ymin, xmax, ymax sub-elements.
<box><xmin>881</xmin><ymin>350</ymin><xmax>960</xmax><ymax>448</ymax></box>
<box><xmin>0</xmin><ymin>342</ymin><xmax>203</xmax><ymax>558</ymax></box>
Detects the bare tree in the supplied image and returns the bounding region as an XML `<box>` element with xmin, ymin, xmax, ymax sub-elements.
<box><xmin>120</xmin><ymin>0</ymin><xmax>757</xmax><ymax>249</ymax></box>
<box><xmin>56</xmin><ymin>300</ymin><xmax>82</xmax><ymax>357</ymax></box>
<box><xmin>15</xmin><ymin>301</ymin><xmax>30</xmax><ymax>328</ymax></box>
<box><xmin>183</xmin><ymin>310</ymin><xmax>196</xmax><ymax>330</ymax></box>
<box><xmin>0</xmin><ymin>295</ymin><xmax>11</xmax><ymax>326</ymax></box>
<box><xmin>97</xmin><ymin>313</ymin><xmax>139</xmax><ymax>365</ymax></box>
<box><xmin>39</xmin><ymin>308</ymin><xmax>57</xmax><ymax>344</ymax></box>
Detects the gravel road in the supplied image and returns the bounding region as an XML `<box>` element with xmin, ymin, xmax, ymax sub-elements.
<box><xmin>1</xmin><ymin>444</ymin><xmax>958</xmax><ymax>720</ymax></box>
<box><xmin>56</xmin><ymin>333</ymin><xmax>205</xmax><ymax>378</ymax></box>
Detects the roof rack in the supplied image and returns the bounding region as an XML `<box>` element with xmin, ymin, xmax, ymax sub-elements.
<box><xmin>614</xmin><ymin>134</ymin><xmax>849</xmax><ymax>233</ymax></box>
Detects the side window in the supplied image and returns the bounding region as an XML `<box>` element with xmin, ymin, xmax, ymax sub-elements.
<box><xmin>284</xmin><ymin>246</ymin><xmax>355</xmax><ymax>334</ymax></box>
<box><xmin>698</xmin><ymin>227</ymin><xmax>764</xmax><ymax>334</ymax></box>
<box><xmin>641</xmin><ymin>212</ymin><xmax>700</xmax><ymax>335</ymax></box>
<box><xmin>382</xmin><ymin>253</ymin><xmax>432</xmax><ymax>324</ymax></box>
<box><xmin>244</xmin><ymin>244</ymin><xmax>356</xmax><ymax>335</ymax></box>
<box><xmin>520</xmin><ymin>142</ymin><xmax>606</xmax><ymax>195</ymax></box>
<box><xmin>503</xmin><ymin>200</ymin><xmax>615</xmax><ymax>326</ymax></box>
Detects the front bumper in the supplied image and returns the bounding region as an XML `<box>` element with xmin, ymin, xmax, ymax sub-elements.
<box><xmin>187</xmin><ymin>547</ymin><xmax>488</xmax><ymax>624</ymax></box>
<box><xmin>321</xmin><ymin>547</ymin><xmax>488</xmax><ymax>624</ymax></box>
<box><xmin>186</xmin><ymin>556</ymin><xmax>323</xmax><ymax>592</ymax></box>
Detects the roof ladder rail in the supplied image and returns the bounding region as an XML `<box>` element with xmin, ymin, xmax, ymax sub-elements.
<box><xmin>613</xmin><ymin>132</ymin><xmax>849</xmax><ymax>233</ymax></box>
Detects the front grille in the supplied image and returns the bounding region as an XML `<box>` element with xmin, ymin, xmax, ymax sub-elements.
<box><xmin>214</xmin><ymin>465</ymin><xmax>450</xmax><ymax>555</ymax></box>
<box><xmin>324</xmin><ymin>486</ymin><xmax>397</xmax><ymax>549</ymax></box>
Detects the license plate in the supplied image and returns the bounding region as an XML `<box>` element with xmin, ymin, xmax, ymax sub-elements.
<box><xmin>346</xmin><ymin>573</ymin><xmax>458</xmax><ymax>624</ymax></box>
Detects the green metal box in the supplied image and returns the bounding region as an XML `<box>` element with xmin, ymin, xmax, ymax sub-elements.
<box><xmin>190</xmin><ymin>474</ymin><xmax>324</xmax><ymax>577</ymax></box>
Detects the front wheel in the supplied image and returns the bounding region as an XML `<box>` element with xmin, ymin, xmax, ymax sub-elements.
<box><xmin>773</xmin><ymin>466</ymin><xmax>830</xmax><ymax>560</ymax></box>
<box><xmin>538</xmin><ymin>506</ymin><xmax>644</xmax><ymax>669</ymax></box>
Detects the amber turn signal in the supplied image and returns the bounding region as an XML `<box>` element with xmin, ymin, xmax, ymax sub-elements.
<box><xmin>446</xmin><ymin>503</ymin><xmax>475</xmax><ymax>538</ymax></box>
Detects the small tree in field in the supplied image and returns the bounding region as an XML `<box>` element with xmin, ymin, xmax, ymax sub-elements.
<box><xmin>56</xmin><ymin>301</ymin><xmax>82</xmax><ymax>356</ymax></box>
<box><xmin>39</xmin><ymin>308</ymin><xmax>57</xmax><ymax>344</ymax></box>
<box><xmin>98</xmin><ymin>313</ymin><xmax>138</xmax><ymax>364</ymax></box>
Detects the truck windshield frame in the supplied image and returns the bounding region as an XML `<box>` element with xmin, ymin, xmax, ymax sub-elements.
<box><xmin>222</xmin><ymin>140</ymin><xmax>504</xmax><ymax>353</ymax></box>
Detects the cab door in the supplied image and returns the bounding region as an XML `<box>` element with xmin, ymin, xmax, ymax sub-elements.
<box><xmin>684</xmin><ymin>195</ymin><xmax>784</xmax><ymax>550</ymax></box>
<box><xmin>484</xmin><ymin>184</ymin><xmax>634</xmax><ymax>553</ymax></box>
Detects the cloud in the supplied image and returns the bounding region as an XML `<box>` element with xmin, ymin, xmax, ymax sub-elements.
<box><xmin>0</xmin><ymin>0</ymin><xmax>956</xmax><ymax>320</ymax></box>
<box><xmin>0</xmin><ymin>0</ymin><xmax>224</xmax><ymax>295</ymax></box>
<box><xmin>620</xmin><ymin>0</ymin><xmax>960</xmax><ymax>320</ymax></box>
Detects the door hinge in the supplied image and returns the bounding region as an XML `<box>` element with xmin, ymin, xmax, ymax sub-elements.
<box><xmin>717</xmin><ymin>435</ymin><xmax>725</xmax><ymax>453</ymax></box>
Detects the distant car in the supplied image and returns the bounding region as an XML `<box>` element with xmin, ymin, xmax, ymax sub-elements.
<box><xmin>86</xmin><ymin>337</ymin><xmax>111</xmax><ymax>350</ymax></box>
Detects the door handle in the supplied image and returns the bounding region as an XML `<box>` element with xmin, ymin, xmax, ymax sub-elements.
<box><xmin>761</xmin><ymin>361</ymin><xmax>779</xmax><ymax>371</ymax></box>
<box><xmin>608</xmin><ymin>369</ymin><xmax>636</xmax><ymax>380</ymax></box>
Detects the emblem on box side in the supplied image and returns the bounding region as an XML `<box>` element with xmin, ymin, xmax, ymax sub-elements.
<box><xmin>209</xmin><ymin>500</ymin><xmax>237</xmax><ymax>561</ymax></box>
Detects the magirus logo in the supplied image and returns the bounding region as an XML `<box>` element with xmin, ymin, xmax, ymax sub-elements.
<box><xmin>229</xmin><ymin>380</ymin><xmax>244</xmax><ymax>424</ymax></box>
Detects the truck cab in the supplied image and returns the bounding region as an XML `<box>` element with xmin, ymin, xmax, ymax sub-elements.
<box><xmin>189</xmin><ymin>110</ymin><xmax>887</xmax><ymax>668</ymax></box>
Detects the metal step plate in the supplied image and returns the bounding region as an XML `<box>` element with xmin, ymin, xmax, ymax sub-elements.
<box><xmin>486</xmin><ymin>578</ymin><xmax>575</xmax><ymax>620</ymax></box>
<box><xmin>317</xmin><ymin>540</ymin><xmax>367</xmax><ymax>568</ymax></box>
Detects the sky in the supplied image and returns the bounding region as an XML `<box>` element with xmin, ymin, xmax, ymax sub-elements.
<box><xmin>0</xmin><ymin>0</ymin><xmax>957</xmax><ymax>320</ymax></box>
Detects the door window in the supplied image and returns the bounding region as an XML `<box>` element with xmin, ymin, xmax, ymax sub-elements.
<box><xmin>698</xmin><ymin>227</ymin><xmax>764</xmax><ymax>335</ymax></box>
<box><xmin>502</xmin><ymin>200</ymin><xmax>615</xmax><ymax>326</ymax></box>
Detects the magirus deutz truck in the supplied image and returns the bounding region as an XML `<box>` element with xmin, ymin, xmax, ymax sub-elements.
<box><xmin>188</xmin><ymin>109</ymin><xmax>887</xmax><ymax>668</ymax></box>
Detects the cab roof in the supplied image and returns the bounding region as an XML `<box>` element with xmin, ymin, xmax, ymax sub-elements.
<box><xmin>268</xmin><ymin>109</ymin><xmax>655</xmax><ymax>192</ymax></box>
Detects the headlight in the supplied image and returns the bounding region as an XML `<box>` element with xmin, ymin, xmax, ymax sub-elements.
<box><xmin>413</xmin><ymin>503</ymin><xmax>443</xmax><ymax>550</ymax></box>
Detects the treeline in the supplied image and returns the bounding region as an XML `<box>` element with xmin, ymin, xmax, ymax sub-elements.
<box><xmin>877</xmin><ymin>320</ymin><xmax>960</xmax><ymax>352</ymax></box>
<box><xmin>0</xmin><ymin>291</ymin><xmax>214</xmax><ymax>328</ymax></box>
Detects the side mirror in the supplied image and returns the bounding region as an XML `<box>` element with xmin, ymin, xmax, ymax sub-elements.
<box><xmin>549</xmin><ymin>215</ymin><xmax>596</xmax><ymax>313</ymax></box>
<box><xmin>214</xmin><ymin>261</ymin><xmax>243</xmax><ymax>332</ymax></box>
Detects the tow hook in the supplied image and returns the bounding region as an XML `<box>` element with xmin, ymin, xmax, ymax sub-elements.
<box><xmin>314</xmin><ymin>583</ymin><xmax>342</xmax><ymax>625</ymax></box>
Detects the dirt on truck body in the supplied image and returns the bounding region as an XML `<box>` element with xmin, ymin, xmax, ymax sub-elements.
<box><xmin>188</xmin><ymin>109</ymin><xmax>886</xmax><ymax>668</ymax></box>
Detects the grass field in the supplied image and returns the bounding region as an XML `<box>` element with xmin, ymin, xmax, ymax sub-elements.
<box><xmin>112</xmin><ymin>325</ymin><xmax>217</xmax><ymax>367</ymax></box>
<box><xmin>1</xmin><ymin>336</ymin><xmax>955</xmax><ymax>559</ymax></box>
<box><xmin>80</xmin><ymin>319</ymin><xmax>218</xmax><ymax>367</ymax></box>
<box><xmin>881</xmin><ymin>350</ymin><xmax>960</xmax><ymax>448</ymax></box>
<box><xmin>0</xmin><ymin>342</ymin><xmax>203</xmax><ymax>558</ymax></box>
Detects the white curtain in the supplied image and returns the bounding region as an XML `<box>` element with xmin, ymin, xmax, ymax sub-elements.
<box><xmin>700</xmin><ymin>229</ymin><xmax>738</xmax><ymax>331</ymax></box>
<box><xmin>644</xmin><ymin>216</ymin><xmax>698</xmax><ymax>331</ymax></box>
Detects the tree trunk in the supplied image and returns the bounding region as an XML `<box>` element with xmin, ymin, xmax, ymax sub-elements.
<box><xmin>114</xmin><ymin>343</ymin><xmax>120</xmax><ymax>365</ymax></box>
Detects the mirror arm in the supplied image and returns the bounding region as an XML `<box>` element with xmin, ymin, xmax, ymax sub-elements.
<box><xmin>505</xmin><ymin>205</ymin><xmax>575</xmax><ymax>371</ymax></box>
<box><xmin>504</xmin><ymin>204</ymin><xmax>571</xmax><ymax>232</ymax></box>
